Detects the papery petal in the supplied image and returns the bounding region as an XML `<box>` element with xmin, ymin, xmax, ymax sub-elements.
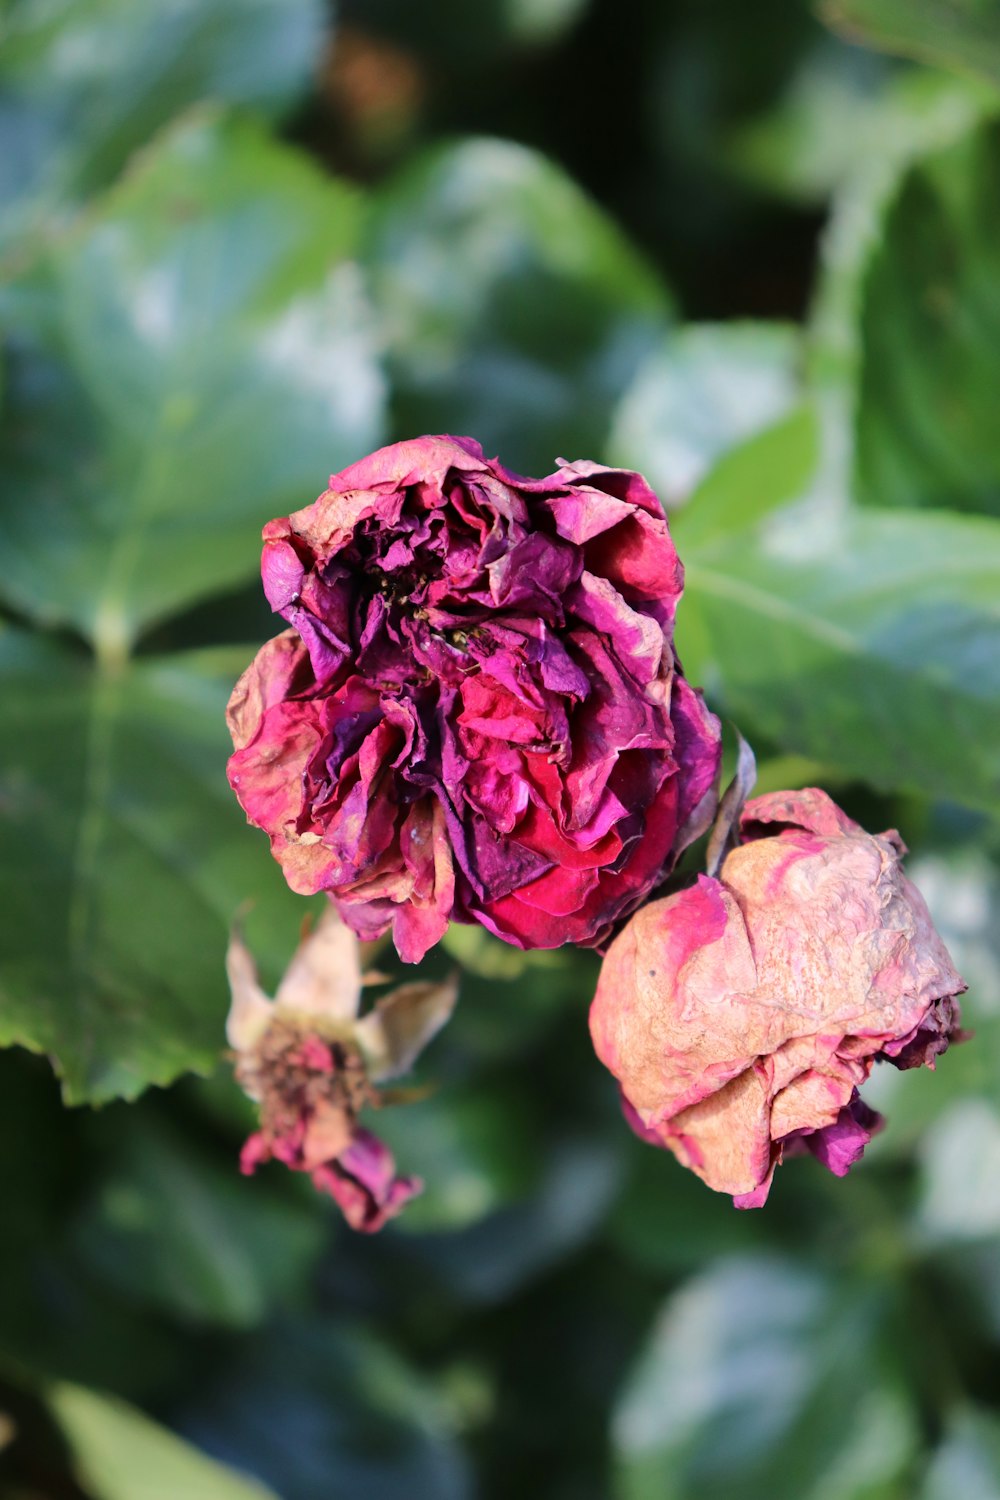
<box><xmin>312</xmin><ymin>1128</ymin><xmax>422</xmax><ymax>1233</ymax></box>
<box><xmin>228</xmin><ymin>436</ymin><xmax>721</xmax><ymax>959</ymax></box>
<box><xmin>590</xmin><ymin>792</ymin><xmax>965</xmax><ymax>1206</ymax></box>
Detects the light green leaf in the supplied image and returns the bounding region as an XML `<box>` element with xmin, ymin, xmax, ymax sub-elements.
<box><xmin>613</xmin><ymin>1256</ymin><xmax>915</xmax><ymax>1500</ymax></box>
<box><xmin>0</xmin><ymin>629</ymin><xmax>315</xmax><ymax>1103</ymax></box>
<box><xmin>854</xmin><ymin>118</ymin><xmax>1000</xmax><ymax>517</ymax></box>
<box><xmin>678</xmin><ymin>506</ymin><xmax>1000</xmax><ymax>814</ymax></box>
<box><xmin>921</xmin><ymin>1408</ymin><xmax>1000</xmax><ymax>1500</ymax></box>
<box><xmin>607</xmin><ymin>322</ymin><xmax>802</xmax><ymax>509</ymax></box>
<box><xmin>916</xmin><ymin>1100</ymin><xmax>1000</xmax><ymax>1243</ymax></box>
<box><xmin>0</xmin><ymin>110</ymin><xmax>385</xmax><ymax>649</ymax></box>
<box><xmin>726</xmin><ymin>40</ymin><xmax>895</xmax><ymax>206</ymax></box>
<box><xmin>46</xmin><ymin>1381</ymin><xmax>278</xmax><ymax>1500</ymax></box>
<box><xmin>672</xmin><ymin>403</ymin><xmax>818</xmax><ymax>550</ymax></box>
<box><xmin>364</xmin><ymin>136</ymin><xmax>670</xmax><ymax>475</ymax></box>
<box><xmin>0</xmin><ymin>0</ymin><xmax>326</xmax><ymax>258</ymax></box>
<box><xmin>821</xmin><ymin>0</ymin><xmax>1000</xmax><ymax>89</ymax></box>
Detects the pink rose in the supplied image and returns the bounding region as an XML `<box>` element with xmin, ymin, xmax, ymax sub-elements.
<box><xmin>226</xmin><ymin>908</ymin><xmax>456</xmax><ymax>1232</ymax></box>
<box><xmin>590</xmin><ymin>788</ymin><xmax>965</xmax><ymax>1207</ymax></box>
<box><xmin>227</xmin><ymin>436</ymin><xmax>721</xmax><ymax>961</ymax></box>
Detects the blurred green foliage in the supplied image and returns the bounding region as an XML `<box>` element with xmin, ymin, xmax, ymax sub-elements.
<box><xmin>1</xmin><ymin>0</ymin><xmax>1000</xmax><ymax>1495</ymax></box>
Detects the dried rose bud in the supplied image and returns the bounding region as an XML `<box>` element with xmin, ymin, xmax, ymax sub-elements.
<box><xmin>227</xmin><ymin>435</ymin><xmax>721</xmax><ymax>962</ymax></box>
<box><xmin>226</xmin><ymin>907</ymin><xmax>456</xmax><ymax>1232</ymax></box>
<box><xmin>590</xmin><ymin>788</ymin><xmax>966</xmax><ymax>1207</ymax></box>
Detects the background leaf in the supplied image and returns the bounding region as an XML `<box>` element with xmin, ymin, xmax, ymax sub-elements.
<box><xmin>612</xmin><ymin>1255</ymin><xmax>915</xmax><ymax>1500</ymax></box>
<box><xmin>364</xmin><ymin>136</ymin><xmax>670</xmax><ymax>475</ymax></box>
<box><xmin>678</xmin><ymin>504</ymin><xmax>1000</xmax><ymax>813</ymax></box>
<box><xmin>854</xmin><ymin>118</ymin><xmax>1000</xmax><ymax>517</ymax></box>
<box><xmin>0</xmin><ymin>631</ymin><xmax>315</xmax><ymax>1103</ymax></box>
<box><xmin>920</xmin><ymin>1408</ymin><xmax>1000</xmax><ymax>1499</ymax></box>
<box><xmin>46</xmin><ymin>1381</ymin><xmax>279</xmax><ymax>1500</ymax></box>
<box><xmin>0</xmin><ymin>0</ymin><xmax>326</xmax><ymax>259</ymax></box>
<box><xmin>0</xmin><ymin>111</ymin><xmax>385</xmax><ymax>650</ymax></box>
<box><xmin>821</xmin><ymin>0</ymin><xmax>1000</xmax><ymax>89</ymax></box>
<box><xmin>606</xmin><ymin>322</ymin><xmax>802</xmax><ymax>508</ymax></box>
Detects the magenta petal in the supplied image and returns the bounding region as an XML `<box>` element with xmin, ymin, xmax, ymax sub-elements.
<box><xmin>313</xmin><ymin>1128</ymin><xmax>422</xmax><ymax>1233</ymax></box>
<box><xmin>229</xmin><ymin>436</ymin><xmax>721</xmax><ymax>958</ymax></box>
<box><xmin>796</xmin><ymin>1094</ymin><xmax>884</xmax><ymax>1178</ymax></box>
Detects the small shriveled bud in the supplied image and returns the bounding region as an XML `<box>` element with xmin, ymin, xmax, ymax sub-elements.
<box><xmin>226</xmin><ymin>907</ymin><xmax>456</xmax><ymax>1232</ymax></box>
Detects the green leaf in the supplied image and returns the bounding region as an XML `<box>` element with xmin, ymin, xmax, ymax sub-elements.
<box><xmin>397</xmin><ymin>1135</ymin><xmax>623</xmax><ymax>1303</ymax></box>
<box><xmin>0</xmin><ymin>110</ymin><xmax>385</xmax><ymax>649</ymax></box>
<box><xmin>0</xmin><ymin>0</ymin><xmax>326</xmax><ymax>258</ymax></box>
<box><xmin>71</xmin><ymin>1117</ymin><xmax>324</xmax><ymax>1327</ymax></box>
<box><xmin>607</xmin><ymin>322</ymin><xmax>802</xmax><ymax>509</ymax></box>
<box><xmin>726</xmin><ymin>40</ymin><xmax>895</xmax><ymax>206</ymax></box>
<box><xmin>613</xmin><ymin>1256</ymin><xmax>916</xmax><ymax>1500</ymax></box>
<box><xmin>0</xmin><ymin>629</ymin><xmax>316</xmax><ymax>1104</ymax></box>
<box><xmin>678</xmin><ymin>506</ymin><xmax>1000</xmax><ymax>814</ymax></box>
<box><xmin>672</xmin><ymin>403</ymin><xmax>818</xmax><ymax>550</ymax></box>
<box><xmin>916</xmin><ymin>1100</ymin><xmax>1000</xmax><ymax>1243</ymax></box>
<box><xmin>374</xmin><ymin>1082</ymin><xmax>541</xmax><ymax>1233</ymax></box>
<box><xmin>45</xmin><ymin>1381</ymin><xmax>278</xmax><ymax>1500</ymax></box>
<box><xmin>854</xmin><ymin>118</ymin><xmax>1000</xmax><ymax>517</ymax></box>
<box><xmin>175</xmin><ymin>1320</ymin><xmax>472</xmax><ymax>1500</ymax></box>
<box><xmin>921</xmin><ymin>1408</ymin><xmax>1000</xmax><ymax>1499</ymax></box>
<box><xmin>364</xmin><ymin>136</ymin><xmax>670</xmax><ymax>476</ymax></box>
<box><xmin>810</xmin><ymin>69</ymin><xmax>995</xmax><ymax>391</ymax></box>
<box><xmin>821</xmin><ymin>0</ymin><xmax>1000</xmax><ymax>90</ymax></box>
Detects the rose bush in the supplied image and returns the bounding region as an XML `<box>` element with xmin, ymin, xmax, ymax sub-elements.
<box><xmin>227</xmin><ymin>436</ymin><xmax>721</xmax><ymax>961</ymax></box>
<box><xmin>590</xmin><ymin>788</ymin><xmax>966</xmax><ymax>1207</ymax></box>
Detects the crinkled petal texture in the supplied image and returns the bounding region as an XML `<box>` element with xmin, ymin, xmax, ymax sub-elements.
<box><xmin>590</xmin><ymin>788</ymin><xmax>966</xmax><ymax>1206</ymax></box>
<box><xmin>228</xmin><ymin>436</ymin><xmax>721</xmax><ymax>960</ymax></box>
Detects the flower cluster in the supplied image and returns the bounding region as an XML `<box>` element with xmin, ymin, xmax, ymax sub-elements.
<box><xmin>227</xmin><ymin>436</ymin><xmax>965</xmax><ymax>1227</ymax></box>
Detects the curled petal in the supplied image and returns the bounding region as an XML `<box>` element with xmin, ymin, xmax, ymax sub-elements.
<box><xmin>227</xmin><ymin>436</ymin><xmax>721</xmax><ymax>958</ymax></box>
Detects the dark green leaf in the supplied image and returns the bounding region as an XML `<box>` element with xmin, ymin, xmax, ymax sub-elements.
<box><xmin>854</xmin><ymin>118</ymin><xmax>1000</xmax><ymax>517</ymax></box>
<box><xmin>810</xmin><ymin>72</ymin><xmax>994</xmax><ymax>391</ymax></box>
<box><xmin>0</xmin><ymin>630</ymin><xmax>315</xmax><ymax>1103</ymax></box>
<box><xmin>365</xmin><ymin>137</ymin><xmax>670</xmax><ymax>475</ymax></box>
<box><xmin>176</xmin><ymin>1320</ymin><xmax>472</xmax><ymax>1500</ymax></box>
<box><xmin>613</xmin><ymin>1256</ymin><xmax>916</xmax><ymax>1500</ymax></box>
<box><xmin>0</xmin><ymin>111</ymin><xmax>384</xmax><ymax>648</ymax></box>
<box><xmin>374</xmin><ymin>1082</ymin><xmax>541</xmax><ymax>1233</ymax></box>
<box><xmin>71</xmin><ymin>1118</ymin><xmax>324</xmax><ymax>1327</ymax></box>
<box><xmin>396</xmin><ymin>1135</ymin><xmax>623</xmax><ymax>1303</ymax></box>
<box><xmin>821</xmin><ymin>0</ymin><xmax>1000</xmax><ymax>89</ymax></box>
<box><xmin>679</xmin><ymin>506</ymin><xmax>1000</xmax><ymax>814</ymax></box>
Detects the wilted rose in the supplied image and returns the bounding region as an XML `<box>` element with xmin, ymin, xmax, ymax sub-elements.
<box><xmin>590</xmin><ymin>788</ymin><xmax>965</xmax><ymax>1206</ymax></box>
<box><xmin>227</xmin><ymin>436</ymin><xmax>721</xmax><ymax>962</ymax></box>
<box><xmin>226</xmin><ymin>908</ymin><xmax>456</xmax><ymax>1232</ymax></box>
